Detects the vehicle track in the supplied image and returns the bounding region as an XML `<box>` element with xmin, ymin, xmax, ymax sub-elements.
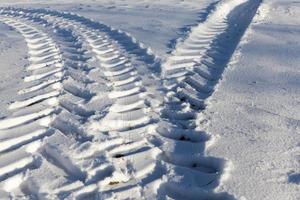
<box><xmin>0</xmin><ymin>14</ymin><xmax>106</xmax><ymax>199</ymax></box>
<box><xmin>160</xmin><ymin>0</ymin><xmax>261</xmax><ymax>199</ymax></box>
<box><xmin>167</xmin><ymin>0</ymin><xmax>220</xmax><ymax>50</ymax></box>
<box><xmin>0</xmin><ymin>8</ymin><xmax>164</xmax><ymax>199</ymax></box>
<box><xmin>0</xmin><ymin>0</ymin><xmax>261</xmax><ymax>199</ymax></box>
<box><xmin>0</xmin><ymin>16</ymin><xmax>63</xmax><ymax>187</ymax></box>
<box><xmin>24</xmin><ymin>9</ymin><xmax>164</xmax><ymax>200</ymax></box>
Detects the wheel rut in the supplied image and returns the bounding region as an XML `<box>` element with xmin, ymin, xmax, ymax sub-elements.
<box><xmin>0</xmin><ymin>13</ymin><xmax>100</xmax><ymax>198</ymax></box>
<box><xmin>159</xmin><ymin>0</ymin><xmax>261</xmax><ymax>199</ymax></box>
<box><xmin>0</xmin><ymin>0</ymin><xmax>262</xmax><ymax>198</ymax></box>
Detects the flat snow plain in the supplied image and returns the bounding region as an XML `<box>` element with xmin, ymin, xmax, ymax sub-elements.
<box><xmin>0</xmin><ymin>0</ymin><xmax>299</xmax><ymax>199</ymax></box>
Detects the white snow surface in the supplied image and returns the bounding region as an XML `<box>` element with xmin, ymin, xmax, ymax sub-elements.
<box><xmin>0</xmin><ymin>0</ymin><xmax>299</xmax><ymax>199</ymax></box>
<box><xmin>205</xmin><ymin>1</ymin><xmax>300</xmax><ymax>199</ymax></box>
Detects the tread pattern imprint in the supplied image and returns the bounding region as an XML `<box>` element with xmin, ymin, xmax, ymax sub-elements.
<box><xmin>0</xmin><ymin>0</ymin><xmax>261</xmax><ymax>199</ymax></box>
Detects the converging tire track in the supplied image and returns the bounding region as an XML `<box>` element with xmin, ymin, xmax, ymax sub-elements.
<box><xmin>0</xmin><ymin>0</ymin><xmax>261</xmax><ymax>199</ymax></box>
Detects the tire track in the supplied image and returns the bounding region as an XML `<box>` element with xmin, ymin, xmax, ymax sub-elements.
<box><xmin>167</xmin><ymin>0</ymin><xmax>220</xmax><ymax>50</ymax></box>
<box><xmin>29</xmin><ymin>10</ymin><xmax>164</xmax><ymax>200</ymax></box>
<box><xmin>159</xmin><ymin>0</ymin><xmax>261</xmax><ymax>199</ymax></box>
<box><xmin>0</xmin><ymin>16</ymin><xmax>61</xmax><ymax>152</ymax></box>
<box><xmin>0</xmin><ymin>0</ymin><xmax>261</xmax><ymax>198</ymax></box>
<box><xmin>0</xmin><ymin>13</ymin><xmax>103</xmax><ymax>198</ymax></box>
<box><xmin>0</xmin><ymin>16</ymin><xmax>66</xmax><ymax>198</ymax></box>
<box><xmin>0</xmin><ymin>8</ymin><xmax>163</xmax><ymax>199</ymax></box>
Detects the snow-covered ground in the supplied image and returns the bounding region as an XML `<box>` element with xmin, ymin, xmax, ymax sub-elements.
<box><xmin>205</xmin><ymin>1</ymin><xmax>300</xmax><ymax>199</ymax></box>
<box><xmin>0</xmin><ymin>0</ymin><xmax>299</xmax><ymax>199</ymax></box>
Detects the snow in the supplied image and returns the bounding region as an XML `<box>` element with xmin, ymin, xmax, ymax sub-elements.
<box><xmin>0</xmin><ymin>0</ymin><xmax>299</xmax><ymax>199</ymax></box>
<box><xmin>0</xmin><ymin>22</ymin><xmax>27</xmax><ymax>119</ymax></box>
<box><xmin>205</xmin><ymin>1</ymin><xmax>300</xmax><ymax>199</ymax></box>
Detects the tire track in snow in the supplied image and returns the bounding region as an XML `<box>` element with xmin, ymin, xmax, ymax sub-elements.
<box><xmin>0</xmin><ymin>13</ymin><xmax>104</xmax><ymax>198</ymax></box>
<box><xmin>0</xmin><ymin>8</ymin><xmax>163</xmax><ymax>199</ymax></box>
<box><xmin>0</xmin><ymin>16</ymin><xmax>61</xmax><ymax>152</ymax></box>
<box><xmin>27</xmin><ymin>10</ymin><xmax>164</xmax><ymax>200</ymax></box>
<box><xmin>0</xmin><ymin>0</ymin><xmax>262</xmax><ymax>198</ymax></box>
<box><xmin>167</xmin><ymin>0</ymin><xmax>220</xmax><ymax>50</ymax></box>
<box><xmin>159</xmin><ymin>0</ymin><xmax>261</xmax><ymax>199</ymax></box>
<box><xmin>0</xmin><ymin>16</ymin><xmax>68</xmax><ymax>197</ymax></box>
<box><xmin>35</xmin><ymin>7</ymin><xmax>160</xmax><ymax>73</ymax></box>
